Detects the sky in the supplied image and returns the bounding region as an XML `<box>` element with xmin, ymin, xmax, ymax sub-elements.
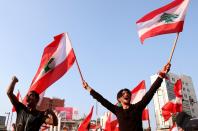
<box><xmin>0</xmin><ymin>0</ymin><xmax>197</xmax><ymax>130</ymax></box>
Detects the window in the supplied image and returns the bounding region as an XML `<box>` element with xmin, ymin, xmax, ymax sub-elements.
<box><xmin>183</xmin><ymin>94</ymin><xmax>187</xmax><ymax>98</ymax></box>
<box><xmin>183</xmin><ymin>87</ymin><xmax>186</xmax><ymax>91</ymax></box>
<box><xmin>192</xmin><ymin>108</ymin><xmax>195</xmax><ymax>113</ymax></box>
<box><xmin>187</xmin><ymin>88</ymin><xmax>190</xmax><ymax>92</ymax></box>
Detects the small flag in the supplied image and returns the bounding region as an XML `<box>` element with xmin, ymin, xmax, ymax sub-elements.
<box><xmin>131</xmin><ymin>80</ymin><xmax>149</xmax><ymax>120</ymax></box>
<box><xmin>78</xmin><ymin>106</ymin><xmax>94</xmax><ymax>131</ymax></box>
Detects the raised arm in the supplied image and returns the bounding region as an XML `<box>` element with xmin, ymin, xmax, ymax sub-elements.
<box><xmin>137</xmin><ymin>63</ymin><xmax>171</xmax><ymax>110</ymax></box>
<box><xmin>83</xmin><ymin>81</ymin><xmax>116</xmax><ymax>114</ymax></box>
<box><xmin>7</xmin><ymin>76</ymin><xmax>20</xmax><ymax>109</ymax></box>
<box><xmin>44</xmin><ymin>109</ymin><xmax>58</xmax><ymax>126</ymax></box>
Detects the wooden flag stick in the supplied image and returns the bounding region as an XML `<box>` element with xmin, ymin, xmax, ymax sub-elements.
<box><xmin>75</xmin><ymin>58</ymin><xmax>84</xmax><ymax>83</ymax></box>
<box><xmin>168</xmin><ymin>33</ymin><xmax>180</xmax><ymax>63</ymax></box>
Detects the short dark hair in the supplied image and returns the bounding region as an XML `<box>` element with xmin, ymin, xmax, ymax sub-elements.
<box><xmin>29</xmin><ymin>90</ymin><xmax>40</xmax><ymax>102</ymax></box>
<box><xmin>117</xmin><ymin>88</ymin><xmax>131</xmax><ymax>100</ymax></box>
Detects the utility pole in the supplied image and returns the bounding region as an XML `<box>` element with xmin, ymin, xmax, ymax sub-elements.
<box><xmin>5</xmin><ymin>112</ymin><xmax>10</xmax><ymax>128</ymax></box>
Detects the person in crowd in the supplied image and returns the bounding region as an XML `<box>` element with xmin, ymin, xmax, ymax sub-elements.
<box><xmin>7</xmin><ymin>76</ymin><xmax>58</xmax><ymax>131</ymax></box>
<box><xmin>83</xmin><ymin>63</ymin><xmax>171</xmax><ymax>131</ymax></box>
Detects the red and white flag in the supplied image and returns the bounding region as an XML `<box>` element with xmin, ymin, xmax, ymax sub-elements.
<box><xmin>162</xmin><ymin>79</ymin><xmax>182</xmax><ymax>121</ymax></box>
<box><xmin>12</xmin><ymin>91</ymin><xmax>21</xmax><ymax>112</ymax></box>
<box><xmin>78</xmin><ymin>106</ymin><xmax>94</xmax><ymax>131</ymax></box>
<box><xmin>131</xmin><ymin>80</ymin><xmax>149</xmax><ymax>120</ymax></box>
<box><xmin>24</xmin><ymin>33</ymin><xmax>76</xmax><ymax>103</ymax></box>
<box><xmin>136</xmin><ymin>0</ymin><xmax>190</xmax><ymax>43</ymax></box>
<box><xmin>104</xmin><ymin>112</ymin><xmax>119</xmax><ymax>131</ymax></box>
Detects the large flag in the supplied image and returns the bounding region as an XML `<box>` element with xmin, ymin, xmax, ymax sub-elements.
<box><xmin>162</xmin><ymin>79</ymin><xmax>182</xmax><ymax>121</ymax></box>
<box><xmin>78</xmin><ymin>106</ymin><xmax>94</xmax><ymax>131</ymax></box>
<box><xmin>12</xmin><ymin>91</ymin><xmax>21</xmax><ymax>112</ymax></box>
<box><xmin>136</xmin><ymin>0</ymin><xmax>190</xmax><ymax>43</ymax></box>
<box><xmin>24</xmin><ymin>33</ymin><xmax>76</xmax><ymax>103</ymax></box>
<box><xmin>104</xmin><ymin>80</ymin><xmax>148</xmax><ymax>131</ymax></box>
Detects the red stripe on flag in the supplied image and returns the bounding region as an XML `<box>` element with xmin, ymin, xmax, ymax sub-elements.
<box><xmin>131</xmin><ymin>80</ymin><xmax>145</xmax><ymax>94</ymax></box>
<box><xmin>142</xmin><ymin>109</ymin><xmax>149</xmax><ymax>120</ymax></box>
<box><xmin>78</xmin><ymin>106</ymin><xmax>94</xmax><ymax>131</ymax></box>
<box><xmin>136</xmin><ymin>0</ymin><xmax>184</xmax><ymax>23</ymax></box>
<box><xmin>140</xmin><ymin>21</ymin><xmax>184</xmax><ymax>43</ymax></box>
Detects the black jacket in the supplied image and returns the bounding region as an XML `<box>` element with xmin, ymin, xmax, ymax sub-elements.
<box><xmin>90</xmin><ymin>77</ymin><xmax>163</xmax><ymax>131</ymax></box>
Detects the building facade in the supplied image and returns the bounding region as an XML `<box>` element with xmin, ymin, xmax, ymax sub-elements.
<box><xmin>151</xmin><ymin>73</ymin><xmax>198</xmax><ymax>130</ymax></box>
<box><xmin>37</xmin><ymin>97</ymin><xmax>65</xmax><ymax>111</ymax></box>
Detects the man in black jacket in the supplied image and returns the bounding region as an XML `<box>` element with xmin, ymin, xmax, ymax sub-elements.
<box><xmin>7</xmin><ymin>76</ymin><xmax>58</xmax><ymax>131</ymax></box>
<box><xmin>83</xmin><ymin>63</ymin><xmax>171</xmax><ymax>131</ymax></box>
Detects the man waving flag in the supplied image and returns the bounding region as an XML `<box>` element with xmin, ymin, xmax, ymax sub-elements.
<box><xmin>25</xmin><ymin>33</ymin><xmax>76</xmax><ymax>101</ymax></box>
<box><xmin>136</xmin><ymin>0</ymin><xmax>190</xmax><ymax>44</ymax></box>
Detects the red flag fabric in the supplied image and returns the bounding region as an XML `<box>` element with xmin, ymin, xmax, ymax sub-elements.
<box><xmin>136</xmin><ymin>0</ymin><xmax>190</xmax><ymax>43</ymax></box>
<box><xmin>162</xmin><ymin>79</ymin><xmax>183</xmax><ymax>121</ymax></box>
<box><xmin>131</xmin><ymin>80</ymin><xmax>149</xmax><ymax>120</ymax></box>
<box><xmin>174</xmin><ymin>79</ymin><xmax>182</xmax><ymax>98</ymax></box>
<box><xmin>104</xmin><ymin>113</ymin><xmax>112</xmax><ymax>131</ymax></box>
<box><xmin>23</xmin><ymin>33</ymin><xmax>76</xmax><ymax>104</ymax></box>
<box><xmin>169</xmin><ymin>122</ymin><xmax>178</xmax><ymax>131</ymax></box>
<box><xmin>12</xmin><ymin>91</ymin><xmax>21</xmax><ymax>112</ymax></box>
<box><xmin>78</xmin><ymin>106</ymin><xmax>94</xmax><ymax>131</ymax></box>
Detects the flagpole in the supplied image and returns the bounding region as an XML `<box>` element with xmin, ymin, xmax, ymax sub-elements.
<box><xmin>65</xmin><ymin>32</ymin><xmax>85</xmax><ymax>83</ymax></box>
<box><xmin>9</xmin><ymin>112</ymin><xmax>13</xmax><ymax>131</ymax></box>
<box><xmin>75</xmin><ymin>58</ymin><xmax>84</xmax><ymax>82</ymax></box>
<box><xmin>148</xmin><ymin>114</ymin><xmax>151</xmax><ymax>131</ymax></box>
<box><xmin>168</xmin><ymin>33</ymin><xmax>180</xmax><ymax>63</ymax></box>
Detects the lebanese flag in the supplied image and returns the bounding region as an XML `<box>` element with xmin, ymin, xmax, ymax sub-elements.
<box><xmin>162</xmin><ymin>79</ymin><xmax>182</xmax><ymax>121</ymax></box>
<box><xmin>131</xmin><ymin>80</ymin><xmax>149</xmax><ymax>120</ymax></box>
<box><xmin>78</xmin><ymin>106</ymin><xmax>94</xmax><ymax>131</ymax></box>
<box><xmin>12</xmin><ymin>91</ymin><xmax>21</xmax><ymax>112</ymax></box>
<box><xmin>136</xmin><ymin>0</ymin><xmax>190</xmax><ymax>43</ymax></box>
<box><xmin>24</xmin><ymin>33</ymin><xmax>76</xmax><ymax>102</ymax></box>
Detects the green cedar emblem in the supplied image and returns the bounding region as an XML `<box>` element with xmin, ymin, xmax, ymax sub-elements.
<box><xmin>159</xmin><ymin>13</ymin><xmax>179</xmax><ymax>23</ymax></box>
<box><xmin>44</xmin><ymin>57</ymin><xmax>55</xmax><ymax>73</ymax></box>
<box><xmin>117</xmin><ymin>103</ymin><xmax>122</xmax><ymax>107</ymax></box>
